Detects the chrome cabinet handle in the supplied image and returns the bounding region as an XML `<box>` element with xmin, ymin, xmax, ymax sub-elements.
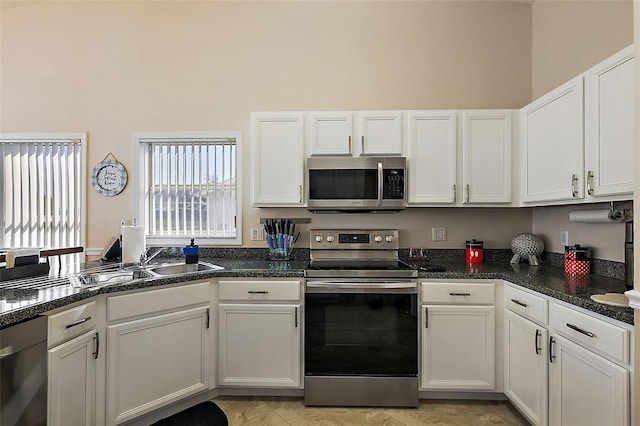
<box><xmin>206</xmin><ymin>308</ymin><xmax>210</xmax><ymax>329</ymax></box>
<box><xmin>248</xmin><ymin>290</ymin><xmax>269</xmax><ymax>294</ymax></box>
<box><xmin>571</xmin><ymin>174</ymin><xmax>578</xmax><ymax>197</ymax></box>
<box><xmin>452</xmin><ymin>184</ymin><xmax>456</xmax><ymax>203</ymax></box>
<box><xmin>449</xmin><ymin>292</ymin><xmax>471</xmax><ymax>296</ymax></box>
<box><xmin>65</xmin><ymin>316</ymin><xmax>92</xmax><ymax>329</ymax></box>
<box><xmin>425</xmin><ymin>307</ymin><xmax>429</xmax><ymax>328</ymax></box>
<box><xmin>93</xmin><ymin>332</ymin><xmax>100</xmax><ymax>360</ymax></box>
<box><xmin>587</xmin><ymin>171</ymin><xmax>594</xmax><ymax>195</ymax></box>
<box><xmin>566</xmin><ymin>323</ymin><xmax>594</xmax><ymax>338</ymax></box>
<box><xmin>464</xmin><ymin>184</ymin><xmax>470</xmax><ymax>203</ymax></box>
<box><xmin>361</xmin><ymin>135</ymin><xmax>365</xmax><ymax>153</ymax></box>
<box><xmin>511</xmin><ymin>298</ymin><xmax>528</xmax><ymax>308</ymax></box>
<box><xmin>348</xmin><ymin>136</ymin><xmax>352</xmax><ymax>154</ymax></box>
<box><xmin>534</xmin><ymin>329</ymin><xmax>541</xmax><ymax>355</ymax></box>
<box><xmin>299</xmin><ymin>185</ymin><xmax>303</xmax><ymax>203</ymax></box>
<box><xmin>295</xmin><ymin>307</ymin><xmax>298</xmax><ymax>328</ymax></box>
<box><xmin>549</xmin><ymin>336</ymin><xmax>555</xmax><ymax>363</ymax></box>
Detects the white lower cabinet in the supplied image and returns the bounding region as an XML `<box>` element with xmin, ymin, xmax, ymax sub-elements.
<box><xmin>217</xmin><ymin>279</ymin><xmax>301</xmax><ymax>388</ymax></box>
<box><xmin>47</xmin><ymin>301</ymin><xmax>99</xmax><ymax>426</ymax></box>
<box><xmin>549</xmin><ymin>334</ymin><xmax>629</xmax><ymax>426</ymax></box>
<box><xmin>421</xmin><ymin>281</ymin><xmax>496</xmax><ymax>390</ymax></box>
<box><xmin>48</xmin><ymin>330</ymin><xmax>98</xmax><ymax>426</ymax></box>
<box><xmin>504</xmin><ymin>282</ymin><xmax>632</xmax><ymax>426</ymax></box>
<box><xmin>504</xmin><ymin>309</ymin><xmax>548</xmax><ymax>426</ymax></box>
<box><xmin>106</xmin><ymin>282</ymin><xmax>211</xmax><ymax>426</ymax></box>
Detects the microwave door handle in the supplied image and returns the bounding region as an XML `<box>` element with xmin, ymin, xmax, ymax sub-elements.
<box><xmin>377</xmin><ymin>162</ymin><xmax>383</xmax><ymax>206</ymax></box>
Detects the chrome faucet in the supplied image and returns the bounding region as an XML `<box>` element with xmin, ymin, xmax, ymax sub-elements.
<box><xmin>139</xmin><ymin>247</ymin><xmax>164</xmax><ymax>266</ymax></box>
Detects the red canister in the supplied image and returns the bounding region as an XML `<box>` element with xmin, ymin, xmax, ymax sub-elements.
<box><xmin>564</xmin><ymin>244</ymin><xmax>592</xmax><ymax>275</ymax></box>
<box><xmin>466</xmin><ymin>239</ymin><xmax>484</xmax><ymax>263</ymax></box>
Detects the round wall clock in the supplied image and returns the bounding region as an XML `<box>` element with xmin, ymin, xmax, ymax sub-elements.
<box><xmin>91</xmin><ymin>159</ymin><xmax>128</xmax><ymax>196</ymax></box>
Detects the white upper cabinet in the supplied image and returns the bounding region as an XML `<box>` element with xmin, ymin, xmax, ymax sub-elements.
<box><xmin>308</xmin><ymin>112</ymin><xmax>354</xmax><ymax>156</ymax></box>
<box><xmin>251</xmin><ymin>112</ymin><xmax>305</xmax><ymax>206</ymax></box>
<box><xmin>407</xmin><ymin>111</ymin><xmax>457</xmax><ymax>204</ymax></box>
<box><xmin>521</xmin><ymin>76</ymin><xmax>585</xmax><ymax>204</ymax></box>
<box><xmin>462</xmin><ymin>110</ymin><xmax>512</xmax><ymax>204</ymax></box>
<box><xmin>358</xmin><ymin>111</ymin><xmax>403</xmax><ymax>155</ymax></box>
<box><xmin>584</xmin><ymin>45</ymin><xmax>635</xmax><ymax>198</ymax></box>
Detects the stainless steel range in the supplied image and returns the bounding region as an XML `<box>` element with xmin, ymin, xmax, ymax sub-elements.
<box><xmin>304</xmin><ymin>229</ymin><xmax>418</xmax><ymax>407</ymax></box>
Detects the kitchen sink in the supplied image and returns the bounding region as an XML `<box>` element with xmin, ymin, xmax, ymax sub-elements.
<box><xmin>146</xmin><ymin>261</ymin><xmax>224</xmax><ymax>277</ymax></box>
<box><xmin>76</xmin><ymin>269</ymin><xmax>149</xmax><ymax>287</ymax></box>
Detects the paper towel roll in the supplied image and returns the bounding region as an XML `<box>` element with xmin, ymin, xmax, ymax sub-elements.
<box><xmin>568</xmin><ymin>209</ymin><xmax>624</xmax><ymax>223</ymax></box>
<box><xmin>121</xmin><ymin>225</ymin><xmax>145</xmax><ymax>264</ymax></box>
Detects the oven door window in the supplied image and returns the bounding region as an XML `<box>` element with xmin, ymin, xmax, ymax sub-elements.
<box><xmin>308</xmin><ymin>169</ymin><xmax>378</xmax><ymax>200</ymax></box>
<box><xmin>305</xmin><ymin>292</ymin><xmax>418</xmax><ymax>376</ymax></box>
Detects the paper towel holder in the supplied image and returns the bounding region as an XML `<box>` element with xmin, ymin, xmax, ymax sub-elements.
<box><xmin>568</xmin><ymin>201</ymin><xmax>632</xmax><ymax>224</ymax></box>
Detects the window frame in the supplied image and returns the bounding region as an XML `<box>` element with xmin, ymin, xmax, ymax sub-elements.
<box><xmin>134</xmin><ymin>131</ymin><xmax>243</xmax><ymax>246</ymax></box>
<box><xmin>0</xmin><ymin>132</ymin><xmax>87</xmax><ymax>252</ymax></box>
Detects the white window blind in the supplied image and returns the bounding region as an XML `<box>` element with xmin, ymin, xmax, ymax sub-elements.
<box><xmin>138</xmin><ymin>134</ymin><xmax>240</xmax><ymax>244</ymax></box>
<box><xmin>0</xmin><ymin>134</ymin><xmax>85</xmax><ymax>249</ymax></box>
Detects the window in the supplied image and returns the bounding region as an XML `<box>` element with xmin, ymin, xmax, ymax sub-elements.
<box><xmin>135</xmin><ymin>132</ymin><xmax>242</xmax><ymax>246</ymax></box>
<box><xmin>0</xmin><ymin>133</ymin><xmax>86</xmax><ymax>250</ymax></box>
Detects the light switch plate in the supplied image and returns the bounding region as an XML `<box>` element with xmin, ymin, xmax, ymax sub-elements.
<box><xmin>560</xmin><ymin>231</ymin><xmax>569</xmax><ymax>246</ymax></box>
<box><xmin>251</xmin><ymin>227</ymin><xmax>265</xmax><ymax>241</ymax></box>
<box><xmin>432</xmin><ymin>227</ymin><xmax>447</xmax><ymax>241</ymax></box>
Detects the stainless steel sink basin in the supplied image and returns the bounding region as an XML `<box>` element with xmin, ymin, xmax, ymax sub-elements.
<box><xmin>146</xmin><ymin>261</ymin><xmax>224</xmax><ymax>277</ymax></box>
<box><xmin>75</xmin><ymin>269</ymin><xmax>148</xmax><ymax>287</ymax></box>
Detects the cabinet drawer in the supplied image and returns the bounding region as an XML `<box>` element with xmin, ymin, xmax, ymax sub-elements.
<box><xmin>218</xmin><ymin>280</ymin><xmax>300</xmax><ymax>301</ymax></box>
<box><xmin>48</xmin><ymin>301</ymin><xmax>96</xmax><ymax>347</ymax></box>
<box><xmin>108</xmin><ymin>282</ymin><xmax>210</xmax><ymax>322</ymax></box>
<box><xmin>504</xmin><ymin>284</ymin><xmax>548</xmax><ymax>325</ymax></box>
<box><xmin>421</xmin><ymin>282</ymin><xmax>494</xmax><ymax>304</ymax></box>
<box><xmin>550</xmin><ymin>302</ymin><xmax>629</xmax><ymax>365</ymax></box>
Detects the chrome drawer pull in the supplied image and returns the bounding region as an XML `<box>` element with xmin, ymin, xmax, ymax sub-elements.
<box><xmin>248</xmin><ymin>290</ymin><xmax>269</xmax><ymax>294</ymax></box>
<box><xmin>511</xmin><ymin>298</ymin><xmax>528</xmax><ymax>308</ymax></box>
<box><xmin>566</xmin><ymin>323</ymin><xmax>594</xmax><ymax>338</ymax></box>
<box><xmin>449</xmin><ymin>292</ymin><xmax>471</xmax><ymax>296</ymax></box>
<box><xmin>549</xmin><ymin>336</ymin><xmax>555</xmax><ymax>363</ymax></box>
<box><xmin>534</xmin><ymin>329</ymin><xmax>541</xmax><ymax>355</ymax></box>
<box><xmin>65</xmin><ymin>316</ymin><xmax>92</xmax><ymax>329</ymax></box>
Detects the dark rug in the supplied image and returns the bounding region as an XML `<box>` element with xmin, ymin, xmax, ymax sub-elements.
<box><xmin>151</xmin><ymin>401</ymin><xmax>228</xmax><ymax>426</ymax></box>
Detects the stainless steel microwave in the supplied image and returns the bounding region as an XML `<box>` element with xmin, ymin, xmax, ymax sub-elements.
<box><xmin>307</xmin><ymin>157</ymin><xmax>407</xmax><ymax>213</ymax></box>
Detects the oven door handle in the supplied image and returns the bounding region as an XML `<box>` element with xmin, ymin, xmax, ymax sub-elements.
<box><xmin>306</xmin><ymin>281</ymin><xmax>417</xmax><ymax>292</ymax></box>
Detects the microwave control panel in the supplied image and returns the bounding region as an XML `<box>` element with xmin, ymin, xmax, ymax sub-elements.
<box><xmin>383</xmin><ymin>169</ymin><xmax>405</xmax><ymax>199</ymax></box>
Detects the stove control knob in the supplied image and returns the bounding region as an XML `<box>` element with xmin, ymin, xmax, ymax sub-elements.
<box><xmin>373</xmin><ymin>235</ymin><xmax>383</xmax><ymax>243</ymax></box>
<box><xmin>315</xmin><ymin>235</ymin><xmax>324</xmax><ymax>243</ymax></box>
<box><xmin>385</xmin><ymin>235</ymin><xmax>394</xmax><ymax>243</ymax></box>
<box><xmin>326</xmin><ymin>235</ymin><xmax>335</xmax><ymax>243</ymax></box>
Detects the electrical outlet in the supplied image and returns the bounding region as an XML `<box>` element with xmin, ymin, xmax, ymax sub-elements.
<box><xmin>251</xmin><ymin>227</ymin><xmax>265</xmax><ymax>241</ymax></box>
<box><xmin>560</xmin><ymin>231</ymin><xmax>569</xmax><ymax>247</ymax></box>
<box><xmin>432</xmin><ymin>227</ymin><xmax>447</xmax><ymax>241</ymax></box>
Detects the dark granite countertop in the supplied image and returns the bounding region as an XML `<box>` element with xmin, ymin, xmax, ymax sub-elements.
<box><xmin>0</xmin><ymin>258</ymin><xmax>633</xmax><ymax>328</ymax></box>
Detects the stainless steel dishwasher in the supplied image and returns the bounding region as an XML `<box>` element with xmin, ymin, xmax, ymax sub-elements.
<box><xmin>1</xmin><ymin>316</ymin><xmax>48</xmax><ymax>426</ymax></box>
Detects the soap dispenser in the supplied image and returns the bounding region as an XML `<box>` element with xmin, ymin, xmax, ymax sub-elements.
<box><xmin>183</xmin><ymin>239</ymin><xmax>199</xmax><ymax>264</ymax></box>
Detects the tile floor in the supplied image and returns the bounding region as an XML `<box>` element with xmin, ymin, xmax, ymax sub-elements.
<box><xmin>213</xmin><ymin>397</ymin><xmax>530</xmax><ymax>426</ymax></box>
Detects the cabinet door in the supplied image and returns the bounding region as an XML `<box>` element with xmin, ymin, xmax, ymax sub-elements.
<box><xmin>106</xmin><ymin>307</ymin><xmax>210</xmax><ymax>425</ymax></box>
<box><xmin>585</xmin><ymin>46</ymin><xmax>635</xmax><ymax>198</ymax></box>
<box><xmin>462</xmin><ymin>111</ymin><xmax>512</xmax><ymax>204</ymax></box>
<box><xmin>407</xmin><ymin>111</ymin><xmax>457</xmax><ymax>204</ymax></box>
<box><xmin>504</xmin><ymin>310</ymin><xmax>548</xmax><ymax>426</ymax></box>
<box><xmin>308</xmin><ymin>112</ymin><xmax>353</xmax><ymax>155</ymax></box>
<box><xmin>251</xmin><ymin>112</ymin><xmax>305</xmax><ymax>206</ymax></box>
<box><xmin>521</xmin><ymin>77</ymin><xmax>584</xmax><ymax>203</ymax></box>
<box><xmin>218</xmin><ymin>304</ymin><xmax>300</xmax><ymax>388</ymax></box>
<box><xmin>358</xmin><ymin>111</ymin><xmax>403</xmax><ymax>155</ymax></box>
<box><xmin>549</xmin><ymin>334</ymin><xmax>629</xmax><ymax>426</ymax></box>
<box><xmin>48</xmin><ymin>330</ymin><xmax>98</xmax><ymax>426</ymax></box>
<box><xmin>421</xmin><ymin>305</ymin><xmax>495</xmax><ymax>390</ymax></box>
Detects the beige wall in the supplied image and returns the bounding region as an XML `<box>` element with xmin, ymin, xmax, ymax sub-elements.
<box><xmin>530</xmin><ymin>0</ymin><xmax>634</xmax><ymax>262</ymax></box>
<box><xmin>532</xmin><ymin>0</ymin><xmax>634</xmax><ymax>99</ymax></box>
<box><xmin>0</xmin><ymin>1</ymin><xmax>533</xmax><ymax>251</ymax></box>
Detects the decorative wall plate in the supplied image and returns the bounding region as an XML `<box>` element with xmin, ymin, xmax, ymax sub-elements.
<box><xmin>91</xmin><ymin>159</ymin><xmax>127</xmax><ymax>196</ymax></box>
